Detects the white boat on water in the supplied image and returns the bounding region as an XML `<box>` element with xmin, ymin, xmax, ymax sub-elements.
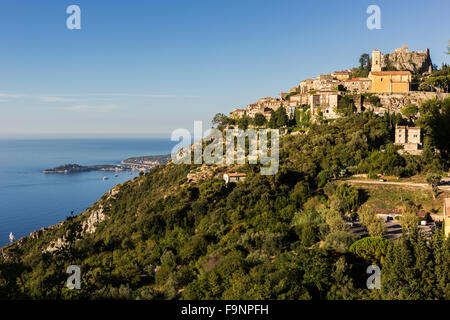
<box><xmin>9</xmin><ymin>232</ymin><xmax>15</xmax><ymax>243</ymax></box>
<box><xmin>114</xmin><ymin>173</ymin><xmax>119</xmax><ymax>177</ymax></box>
<box><xmin>102</xmin><ymin>176</ymin><xmax>109</xmax><ymax>180</ymax></box>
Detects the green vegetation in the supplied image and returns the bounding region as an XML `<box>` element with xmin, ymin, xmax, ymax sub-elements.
<box><xmin>253</xmin><ymin>113</ymin><xmax>267</xmax><ymax>127</ymax></box>
<box><xmin>401</xmin><ymin>104</ymin><xmax>419</xmax><ymax>123</ymax></box>
<box><xmin>284</xmin><ymin>88</ymin><xmax>300</xmax><ymax>101</ymax></box>
<box><xmin>417</xmin><ymin>97</ymin><xmax>450</xmax><ymax>161</ymax></box>
<box><xmin>295</xmin><ymin>106</ymin><xmax>311</xmax><ymax>128</ymax></box>
<box><xmin>362</xmin><ymin>93</ymin><xmax>382</xmax><ymax>108</ymax></box>
<box><xmin>382</xmin><ymin>54</ymin><xmax>398</xmax><ymax>71</ymax></box>
<box><xmin>349</xmin><ymin>237</ymin><xmax>391</xmax><ymax>264</ymax></box>
<box><xmin>418</xmin><ymin>64</ymin><xmax>450</xmax><ymax>92</ymax></box>
<box><xmin>268</xmin><ymin>107</ymin><xmax>291</xmax><ymax>128</ymax></box>
<box><xmin>337</xmin><ymin>95</ymin><xmax>355</xmax><ymax>116</ymax></box>
<box><xmin>350</xmin><ymin>53</ymin><xmax>371</xmax><ymax>78</ymax></box>
<box><xmin>1</xmin><ymin>98</ymin><xmax>449</xmax><ymax>300</ymax></box>
<box><xmin>42</xmin><ymin>163</ymin><xmax>124</xmax><ymax>174</ymax></box>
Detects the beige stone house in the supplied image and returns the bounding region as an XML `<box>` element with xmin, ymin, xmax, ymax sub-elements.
<box><xmin>309</xmin><ymin>91</ymin><xmax>340</xmax><ymax>121</ymax></box>
<box><xmin>394</xmin><ymin>125</ymin><xmax>422</xmax><ymax>154</ymax></box>
<box><xmin>332</xmin><ymin>70</ymin><xmax>352</xmax><ymax>80</ymax></box>
<box><xmin>223</xmin><ymin>173</ymin><xmax>247</xmax><ymax>184</ymax></box>
<box><xmin>289</xmin><ymin>93</ymin><xmax>309</xmax><ymax>106</ymax></box>
<box><xmin>299</xmin><ymin>78</ymin><xmax>315</xmax><ymax>93</ymax></box>
<box><xmin>230</xmin><ymin>109</ymin><xmax>246</xmax><ymax>119</ymax></box>
<box><xmin>344</xmin><ymin>77</ymin><xmax>372</xmax><ymax>93</ymax></box>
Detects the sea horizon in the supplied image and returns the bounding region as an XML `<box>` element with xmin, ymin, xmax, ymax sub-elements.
<box><xmin>0</xmin><ymin>137</ymin><xmax>177</xmax><ymax>246</ymax></box>
<box><xmin>0</xmin><ymin>133</ymin><xmax>174</xmax><ymax>140</ymax></box>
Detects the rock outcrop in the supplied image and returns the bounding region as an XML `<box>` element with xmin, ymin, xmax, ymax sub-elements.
<box><xmin>382</xmin><ymin>45</ymin><xmax>433</xmax><ymax>74</ymax></box>
<box><xmin>373</xmin><ymin>92</ymin><xmax>449</xmax><ymax>113</ymax></box>
<box><xmin>42</xmin><ymin>188</ymin><xmax>119</xmax><ymax>253</ymax></box>
<box><xmin>45</xmin><ymin>237</ymin><xmax>67</xmax><ymax>253</ymax></box>
<box><xmin>81</xmin><ymin>205</ymin><xmax>108</xmax><ymax>234</ymax></box>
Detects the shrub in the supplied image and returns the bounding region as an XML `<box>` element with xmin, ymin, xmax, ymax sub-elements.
<box><xmin>349</xmin><ymin>237</ymin><xmax>391</xmax><ymax>264</ymax></box>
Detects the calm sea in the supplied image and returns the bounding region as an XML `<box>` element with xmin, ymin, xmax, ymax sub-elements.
<box><xmin>0</xmin><ymin>138</ymin><xmax>176</xmax><ymax>246</ymax></box>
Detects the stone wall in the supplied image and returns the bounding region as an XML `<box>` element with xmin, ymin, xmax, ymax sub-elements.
<box><xmin>372</xmin><ymin>92</ymin><xmax>449</xmax><ymax>114</ymax></box>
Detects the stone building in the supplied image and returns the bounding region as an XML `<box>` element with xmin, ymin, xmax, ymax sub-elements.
<box><xmin>369</xmin><ymin>71</ymin><xmax>412</xmax><ymax>93</ymax></box>
<box><xmin>223</xmin><ymin>173</ymin><xmax>247</xmax><ymax>184</ymax></box>
<box><xmin>246</xmin><ymin>103</ymin><xmax>261</xmax><ymax>118</ymax></box>
<box><xmin>289</xmin><ymin>93</ymin><xmax>309</xmax><ymax>106</ymax></box>
<box><xmin>344</xmin><ymin>77</ymin><xmax>372</xmax><ymax>93</ymax></box>
<box><xmin>289</xmin><ymin>86</ymin><xmax>300</xmax><ymax>93</ymax></box>
<box><xmin>230</xmin><ymin>108</ymin><xmax>246</xmax><ymax>119</ymax></box>
<box><xmin>230</xmin><ymin>45</ymin><xmax>436</xmax><ymax>124</ymax></box>
<box><xmin>369</xmin><ymin>49</ymin><xmax>412</xmax><ymax>93</ymax></box>
<box><xmin>263</xmin><ymin>108</ymin><xmax>272</xmax><ymax>120</ymax></box>
<box><xmin>372</xmin><ymin>49</ymin><xmax>382</xmax><ymax>72</ymax></box>
<box><xmin>299</xmin><ymin>78</ymin><xmax>315</xmax><ymax>93</ymax></box>
<box><xmin>309</xmin><ymin>90</ymin><xmax>340</xmax><ymax>120</ymax></box>
<box><xmin>444</xmin><ymin>198</ymin><xmax>450</xmax><ymax>238</ymax></box>
<box><xmin>394</xmin><ymin>125</ymin><xmax>422</xmax><ymax>154</ymax></box>
<box><xmin>313</xmin><ymin>76</ymin><xmax>341</xmax><ymax>91</ymax></box>
<box><xmin>279</xmin><ymin>92</ymin><xmax>289</xmax><ymax>100</ymax></box>
<box><xmin>332</xmin><ymin>70</ymin><xmax>352</xmax><ymax>80</ymax></box>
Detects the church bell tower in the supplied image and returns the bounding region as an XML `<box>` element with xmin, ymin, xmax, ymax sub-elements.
<box><xmin>371</xmin><ymin>49</ymin><xmax>382</xmax><ymax>72</ymax></box>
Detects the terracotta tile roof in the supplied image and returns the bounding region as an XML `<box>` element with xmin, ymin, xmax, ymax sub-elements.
<box><xmin>374</xmin><ymin>208</ymin><xmax>428</xmax><ymax>218</ymax></box>
<box><xmin>370</xmin><ymin>71</ymin><xmax>411</xmax><ymax>76</ymax></box>
<box><xmin>345</xmin><ymin>78</ymin><xmax>371</xmax><ymax>82</ymax></box>
<box><xmin>225</xmin><ymin>173</ymin><xmax>247</xmax><ymax>177</ymax></box>
<box><xmin>374</xmin><ymin>208</ymin><xmax>402</xmax><ymax>215</ymax></box>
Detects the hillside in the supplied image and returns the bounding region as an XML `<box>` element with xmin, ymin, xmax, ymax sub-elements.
<box><xmin>1</xmin><ymin>102</ymin><xmax>449</xmax><ymax>300</ymax></box>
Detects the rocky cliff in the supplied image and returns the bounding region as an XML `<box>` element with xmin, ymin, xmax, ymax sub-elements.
<box><xmin>373</xmin><ymin>92</ymin><xmax>449</xmax><ymax>113</ymax></box>
<box><xmin>382</xmin><ymin>45</ymin><xmax>433</xmax><ymax>74</ymax></box>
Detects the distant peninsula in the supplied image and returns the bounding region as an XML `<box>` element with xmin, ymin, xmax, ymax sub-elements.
<box><xmin>42</xmin><ymin>164</ymin><xmax>125</xmax><ymax>174</ymax></box>
<box><xmin>121</xmin><ymin>154</ymin><xmax>171</xmax><ymax>169</ymax></box>
<box><xmin>42</xmin><ymin>154</ymin><xmax>171</xmax><ymax>174</ymax></box>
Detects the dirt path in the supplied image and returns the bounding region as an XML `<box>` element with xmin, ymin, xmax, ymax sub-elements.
<box><xmin>344</xmin><ymin>179</ymin><xmax>450</xmax><ymax>192</ymax></box>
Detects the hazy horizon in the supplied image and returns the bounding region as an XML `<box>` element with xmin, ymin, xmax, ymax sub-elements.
<box><xmin>0</xmin><ymin>133</ymin><xmax>174</xmax><ymax>140</ymax></box>
<box><xmin>1</xmin><ymin>0</ymin><xmax>449</xmax><ymax>136</ymax></box>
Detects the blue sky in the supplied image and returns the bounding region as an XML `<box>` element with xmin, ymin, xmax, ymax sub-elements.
<box><xmin>0</xmin><ymin>0</ymin><xmax>449</xmax><ymax>137</ymax></box>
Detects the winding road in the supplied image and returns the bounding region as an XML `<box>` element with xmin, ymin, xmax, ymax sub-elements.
<box><xmin>344</xmin><ymin>179</ymin><xmax>450</xmax><ymax>192</ymax></box>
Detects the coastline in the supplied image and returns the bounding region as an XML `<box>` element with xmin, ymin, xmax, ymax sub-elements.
<box><xmin>0</xmin><ymin>137</ymin><xmax>174</xmax><ymax>248</ymax></box>
<box><xmin>42</xmin><ymin>154</ymin><xmax>171</xmax><ymax>174</ymax></box>
<box><xmin>1</xmin><ymin>154</ymin><xmax>172</xmax><ymax>252</ymax></box>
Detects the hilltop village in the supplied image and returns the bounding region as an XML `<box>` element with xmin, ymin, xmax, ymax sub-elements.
<box><xmin>229</xmin><ymin>46</ymin><xmax>448</xmax><ymax>125</ymax></box>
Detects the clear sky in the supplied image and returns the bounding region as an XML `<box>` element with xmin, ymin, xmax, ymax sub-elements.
<box><xmin>0</xmin><ymin>0</ymin><xmax>449</xmax><ymax>138</ymax></box>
